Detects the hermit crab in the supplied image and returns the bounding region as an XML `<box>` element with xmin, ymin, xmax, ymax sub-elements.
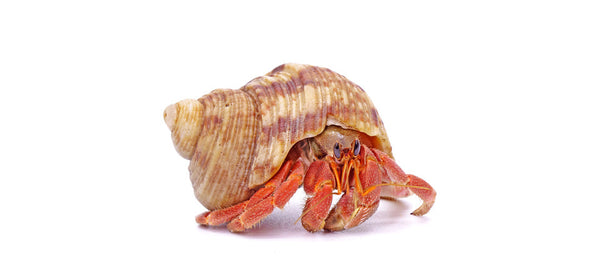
<box><xmin>164</xmin><ymin>63</ymin><xmax>436</xmax><ymax>232</ymax></box>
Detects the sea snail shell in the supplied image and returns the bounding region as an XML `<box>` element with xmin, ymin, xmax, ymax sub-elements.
<box><xmin>164</xmin><ymin>63</ymin><xmax>393</xmax><ymax>210</ymax></box>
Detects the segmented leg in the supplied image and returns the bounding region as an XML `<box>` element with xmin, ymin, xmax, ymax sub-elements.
<box><xmin>323</xmin><ymin>148</ymin><xmax>382</xmax><ymax>231</ymax></box>
<box><xmin>301</xmin><ymin>160</ymin><xmax>334</xmax><ymax>232</ymax></box>
<box><xmin>196</xmin><ymin>160</ymin><xmax>304</xmax><ymax>232</ymax></box>
<box><xmin>373</xmin><ymin>149</ymin><xmax>437</xmax><ymax>216</ymax></box>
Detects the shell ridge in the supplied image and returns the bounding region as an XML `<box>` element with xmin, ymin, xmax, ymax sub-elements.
<box><xmin>239</xmin><ymin>88</ymin><xmax>262</xmax><ymax>177</ymax></box>
<box><xmin>204</xmin><ymin>91</ymin><xmax>232</xmax><ymax>207</ymax></box>
<box><xmin>241</xmin><ymin>76</ymin><xmax>278</xmax><ymax>187</ymax></box>
<box><xmin>190</xmin><ymin>92</ymin><xmax>224</xmax><ymax>207</ymax></box>
<box><xmin>289</xmin><ymin>70</ymin><xmax>304</xmax><ymax>142</ymax></box>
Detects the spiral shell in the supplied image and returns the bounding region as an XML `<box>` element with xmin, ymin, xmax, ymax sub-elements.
<box><xmin>164</xmin><ymin>64</ymin><xmax>392</xmax><ymax>210</ymax></box>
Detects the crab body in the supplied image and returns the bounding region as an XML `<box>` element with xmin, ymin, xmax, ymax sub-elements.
<box><xmin>164</xmin><ymin>64</ymin><xmax>436</xmax><ymax>232</ymax></box>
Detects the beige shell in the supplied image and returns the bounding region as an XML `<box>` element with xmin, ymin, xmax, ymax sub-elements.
<box><xmin>164</xmin><ymin>63</ymin><xmax>393</xmax><ymax>210</ymax></box>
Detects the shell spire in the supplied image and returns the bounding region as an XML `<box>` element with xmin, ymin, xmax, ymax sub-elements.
<box><xmin>163</xmin><ymin>99</ymin><xmax>203</xmax><ymax>160</ymax></box>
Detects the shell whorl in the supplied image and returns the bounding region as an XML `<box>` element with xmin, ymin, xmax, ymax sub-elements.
<box><xmin>188</xmin><ymin>89</ymin><xmax>258</xmax><ymax>209</ymax></box>
<box><xmin>165</xmin><ymin>63</ymin><xmax>391</xmax><ymax>210</ymax></box>
<box><xmin>163</xmin><ymin>99</ymin><xmax>203</xmax><ymax>160</ymax></box>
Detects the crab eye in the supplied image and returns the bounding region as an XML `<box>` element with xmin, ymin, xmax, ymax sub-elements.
<box><xmin>353</xmin><ymin>139</ymin><xmax>361</xmax><ymax>156</ymax></box>
<box><xmin>333</xmin><ymin>142</ymin><xmax>341</xmax><ymax>160</ymax></box>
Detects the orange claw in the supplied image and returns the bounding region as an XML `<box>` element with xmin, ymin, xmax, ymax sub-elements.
<box><xmin>323</xmin><ymin>146</ymin><xmax>382</xmax><ymax>231</ymax></box>
<box><xmin>301</xmin><ymin>160</ymin><xmax>334</xmax><ymax>232</ymax></box>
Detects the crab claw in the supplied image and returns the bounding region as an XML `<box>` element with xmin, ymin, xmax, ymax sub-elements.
<box><xmin>323</xmin><ymin>148</ymin><xmax>382</xmax><ymax>231</ymax></box>
<box><xmin>301</xmin><ymin>160</ymin><xmax>334</xmax><ymax>232</ymax></box>
<box><xmin>323</xmin><ymin>187</ymin><xmax>380</xmax><ymax>231</ymax></box>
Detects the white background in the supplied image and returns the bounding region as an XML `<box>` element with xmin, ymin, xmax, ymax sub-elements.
<box><xmin>1</xmin><ymin>1</ymin><xmax>599</xmax><ymax>263</ymax></box>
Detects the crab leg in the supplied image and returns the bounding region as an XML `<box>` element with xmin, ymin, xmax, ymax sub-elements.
<box><xmin>195</xmin><ymin>201</ymin><xmax>248</xmax><ymax>226</ymax></box>
<box><xmin>372</xmin><ymin>149</ymin><xmax>436</xmax><ymax>216</ymax></box>
<box><xmin>196</xmin><ymin>160</ymin><xmax>304</xmax><ymax>232</ymax></box>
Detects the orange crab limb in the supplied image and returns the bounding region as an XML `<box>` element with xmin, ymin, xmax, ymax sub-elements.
<box><xmin>195</xmin><ymin>201</ymin><xmax>248</xmax><ymax>226</ymax></box>
<box><xmin>372</xmin><ymin>149</ymin><xmax>437</xmax><ymax>216</ymax></box>
<box><xmin>404</xmin><ymin>174</ymin><xmax>436</xmax><ymax>215</ymax></box>
<box><xmin>196</xmin><ymin>160</ymin><xmax>305</xmax><ymax>232</ymax></box>
<box><xmin>301</xmin><ymin>160</ymin><xmax>334</xmax><ymax>232</ymax></box>
<box><xmin>273</xmin><ymin>161</ymin><xmax>304</xmax><ymax>208</ymax></box>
